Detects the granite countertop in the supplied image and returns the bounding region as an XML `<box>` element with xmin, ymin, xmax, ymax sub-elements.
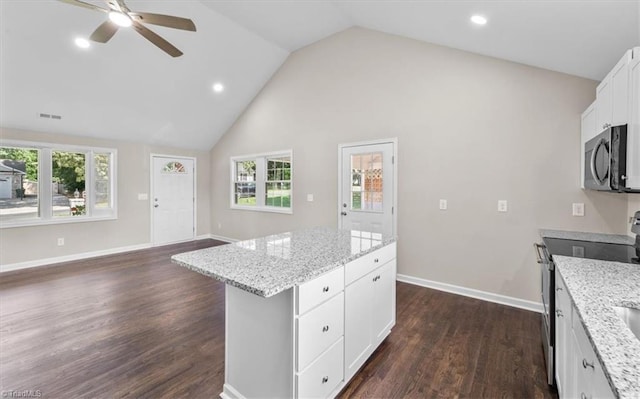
<box><xmin>171</xmin><ymin>227</ymin><xmax>396</xmax><ymax>298</ymax></box>
<box><xmin>540</xmin><ymin>229</ymin><xmax>635</xmax><ymax>245</ymax></box>
<box><xmin>554</xmin><ymin>255</ymin><xmax>640</xmax><ymax>398</ymax></box>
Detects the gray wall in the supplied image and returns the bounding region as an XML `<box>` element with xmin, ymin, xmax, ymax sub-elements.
<box><xmin>209</xmin><ymin>27</ymin><xmax>630</xmax><ymax>304</ymax></box>
<box><xmin>0</xmin><ymin>127</ymin><xmax>211</xmax><ymax>266</ymax></box>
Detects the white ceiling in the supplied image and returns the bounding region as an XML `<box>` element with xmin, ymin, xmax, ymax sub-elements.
<box><xmin>1</xmin><ymin>0</ymin><xmax>639</xmax><ymax>150</ymax></box>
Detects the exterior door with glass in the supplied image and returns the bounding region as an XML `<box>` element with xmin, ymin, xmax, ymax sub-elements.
<box><xmin>339</xmin><ymin>141</ymin><xmax>395</xmax><ymax>236</ymax></box>
<box><xmin>151</xmin><ymin>156</ymin><xmax>195</xmax><ymax>245</ymax></box>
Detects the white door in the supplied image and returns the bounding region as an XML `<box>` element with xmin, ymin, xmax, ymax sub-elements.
<box><xmin>339</xmin><ymin>142</ymin><xmax>395</xmax><ymax>236</ymax></box>
<box><xmin>0</xmin><ymin>177</ymin><xmax>11</xmax><ymax>199</ymax></box>
<box><xmin>152</xmin><ymin>156</ymin><xmax>195</xmax><ymax>245</ymax></box>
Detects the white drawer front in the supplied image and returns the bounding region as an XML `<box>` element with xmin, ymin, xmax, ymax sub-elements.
<box><xmin>345</xmin><ymin>243</ymin><xmax>396</xmax><ymax>286</ymax></box>
<box><xmin>297</xmin><ymin>292</ymin><xmax>344</xmax><ymax>372</ymax></box>
<box><xmin>298</xmin><ymin>266</ymin><xmax>344</xmax><ymax>315</ymax></box>
<box><xmin>297</xmin><ymin>337</ymin><xmax>344</xmax><ymax>399</ymax></box>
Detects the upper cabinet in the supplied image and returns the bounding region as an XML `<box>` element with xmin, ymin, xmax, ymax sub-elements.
<box><xmin>595</xmin><ymin>49</ymin><xmax>632</xmax><ymax>132</ymax></box>
<box><xmin>580</xmin><ymin>102</ymin><xmax>596</xmax><ymax>188</ymax></box>
<box><xmin>581</xmin><ymin>47</ymin><xmax>640</xmax><ymax>191</ymax></box>
<box><xmin>627</xmin><ymin>52</ymin><xmax>640</xmax><ymax>189</ymax></box>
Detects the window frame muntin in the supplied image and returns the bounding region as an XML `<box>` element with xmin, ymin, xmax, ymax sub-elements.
<box><xmin>0</xmin><ymin>139</ymin><xmax>118</xmax><ymax>228</ymax></box>
<box><xmin>230</xmin><ymin>149</ymin><xmax>293</xmax><ymax>214</ymax></box>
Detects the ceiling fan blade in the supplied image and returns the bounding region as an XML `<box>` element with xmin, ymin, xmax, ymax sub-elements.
<box><xmin>109</xmin><ymin>0</ymin><xmax>128</xmax><ymax>12</ymax></box>
<box><xmin>132</xmin><ymin>22</ymin><xmax>183</xmax><ymax>57</ymax></box>
<box><xmin>57</xmin><ymin>0</ymin><xmax>108</xmax><ymax>13</ymax></box>
<box><xmin>130</xmin><ymin>12</ymin><xmax>196</xmax><ymax>32</ymax></box>
<box><xmin>90</xmin><ymin>20</ymin><xmax>119</xmax><ymax>43</ymax></box>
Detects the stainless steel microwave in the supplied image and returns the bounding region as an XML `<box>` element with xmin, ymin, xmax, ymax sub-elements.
<box><xmin>585</xmin><ymin>124</ymin><xmax>638</xmax><ymax>192</ymax></box>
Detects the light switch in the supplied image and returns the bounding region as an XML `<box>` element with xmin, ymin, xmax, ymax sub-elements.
<box><xmin>498</xmin><ymin>200</ymin><xmax>508</xmax><ymax>212</ymax></box>
<box><xmin>138</xmin><ymin>193</ymin><xmax>149</xmax><ymax>200</ymax></box>
<box><xmin>439</xmin><ymin>199</ymin><xmax>448</xmax><ymax>210</ymax></box>
<box><xmin>307</xmin><ymin>194</ymin><xmax>314</xmax><ymax>202</ymax></box>
<box><xmin>572</xmin><ymin>203</ymin><xmax>585</xmax><ymax>217</ymax></box>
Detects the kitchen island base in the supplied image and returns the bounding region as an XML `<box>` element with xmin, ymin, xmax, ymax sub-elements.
<box><xmin>171</xmin><ymin>228</ymin><xmax>397</xmax><ymax>399</ymax></box>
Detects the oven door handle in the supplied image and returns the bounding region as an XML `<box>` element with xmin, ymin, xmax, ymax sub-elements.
<box><xmin>534</xmin><ymin>243</ymin><xmax>547</xmax><ymax>264</ymax></box>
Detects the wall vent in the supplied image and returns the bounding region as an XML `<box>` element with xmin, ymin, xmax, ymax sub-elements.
<box><xmin>38</xmin><ymin>113</ymin><xmax>62</xmax><ymax>120</ymax></box>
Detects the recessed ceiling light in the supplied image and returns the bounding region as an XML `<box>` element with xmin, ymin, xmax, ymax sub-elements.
<box><xmin>212</xmin><ymin>83</ymin><xmax>225</xmax><ymax>93</ymax></box>
<box><xmin>109</xmin><ymin>11</ymin><xmax>132</xmax><ymax>27</ymax></box>
<box><xmin>75</xmin><ymin>37</ymin><xmax>90</xmax><ymax>49</ymax></box>
<box><xmin>471</xmin><ymin>15</ymin><xmax>488</xmax><ymax>25</ymax></box>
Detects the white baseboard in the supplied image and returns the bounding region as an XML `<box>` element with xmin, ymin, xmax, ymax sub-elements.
<box><xmin>396</xmin><ymin>273</ymin><xmax>543</xmax><ymax>313</ymax></box>
<box><xmin>208</xmin><ymin>234</ymin><xmax>239</xmax><ymax>243</ymax></box>
<box><xmin>0</xmin><ymin>243</ymin><xmax>153</xmax><ymax>273</ymax></box>
<box><xmin>0</xmin><ymin>234</ymin><xmax>234</xmax><ymax>274</ymax></box>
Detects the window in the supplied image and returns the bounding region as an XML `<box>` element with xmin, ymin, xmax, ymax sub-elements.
<box><xmin>0</xmin><ymin>141</ymin><xmax>117</xmax><ymax>228</ymax></box>
<box><xmin>230</xmin><ymin>150</ymin><xmax>292</xmax><ymax>213</ymax></box>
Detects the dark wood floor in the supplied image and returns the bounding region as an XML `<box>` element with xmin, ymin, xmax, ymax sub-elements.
<box><xmin>0</xmin><ymin>240</ymin><xmax>557</xmax><ymax>399</ymax></box>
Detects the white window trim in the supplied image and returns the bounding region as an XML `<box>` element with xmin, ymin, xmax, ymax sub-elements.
<box><xmin>0</xmin><ymin>139</ymin><xmax>118</xmax><ymax>229</ymax></box>
<box><xmin>230</xmin><ymin>149</ymin><xmax>293</xmax><ymax>214</ymax></box>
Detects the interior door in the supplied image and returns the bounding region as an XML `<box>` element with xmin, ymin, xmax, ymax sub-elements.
<box><xmin>152</xmin><ymin>156</ymin><xmax>195</xmax><ymax>245</ymax></box>
<box><xmin>340</xmin><ymin>142</ymin><xmax>394</xmax><ymax>236</ymax></box>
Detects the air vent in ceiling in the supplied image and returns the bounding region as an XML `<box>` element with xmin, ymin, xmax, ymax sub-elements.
<box><xmin>38</xmin><ymin>113</ymin><xmax>62</xmax><ymax>120</ymax></box>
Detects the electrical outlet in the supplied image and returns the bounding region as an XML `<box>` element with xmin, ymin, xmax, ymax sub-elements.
<box><xmin>498</xmin><ymin>200</ymin><xmax>508</xmax><ymax>212</ymax></box>
<box><xmin>57</xmin><ymin>238</ymin><xmax>64</xmax><ymax>246</ymax></box>
<box><xmin>217</xmin><ymin>222</ymin><xmax>222</xmax><ymax>230</ymax></box>
<box><xmin>138</xmin><ymin>193</ymin><xmax>148</xmax><ymax>200</ymax></box>
<box><xmin>572</xmin><ymin>203</ymin><xmax>585</xmax><ymax>217</ymax></box>
<box><xmin>307</xmin><ymin>194</ymin><xmax>314</xmax><ymax>202</ymax></box>
<box><xmin>439</xmin><ymin>199</ymin><xmax>448</xmax><ymax>210</ymax></box>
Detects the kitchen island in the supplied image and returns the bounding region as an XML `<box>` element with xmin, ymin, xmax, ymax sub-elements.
<box><xmin>172</xmin><ymin>227</ymin><xmax>397</xmax><ymax>399</ymax></box>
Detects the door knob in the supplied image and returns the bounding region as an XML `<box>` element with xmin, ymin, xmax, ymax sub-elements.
<box><xmin>341</xmin><ymin>211</ymin><xmax>347</xmax><ymax>216</ymax></box>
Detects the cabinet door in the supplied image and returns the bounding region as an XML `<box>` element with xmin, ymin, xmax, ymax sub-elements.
<box><xmin>372</xmin><ymin>260</ymin><xmax>396</xmax><ymax>344</ymax></box>
<box><xmin>344</xmin><ymin>273</ymin><xmax>374</xmax><ymax>381</ymax></box>
<box><xmin>611</xmin><ymin>50</ymin><xmax>632</xmax><ymax>126</ymax></box>
<box><xmin>596</xmin><ymin>76</ymin><xmax>612</xmax><ymax>133</ymax></box>
<box><xmin>581</xmin><ymin>102</ymin><xmax>597</xmax><ymax>188</ymax></box>
<box><xmin>626</xmin><ymin>52</ymin><xmax>640</xmax><ymax>189</ymax></box>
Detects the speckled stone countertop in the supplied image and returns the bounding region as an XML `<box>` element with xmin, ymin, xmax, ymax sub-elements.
<box><xmin>554</xmin><ymin>255</ymin><xmax>640</xmax><ymax>398</ymax></box>
<box><xmin>540</xmin><ymin>229</ymin><xmax>635</xmax><ymax>245</ymax></box>
<box><xmin>171</xmin><ymin>227</ymin><xmax>396</xmax><ymax>298</ymax></box>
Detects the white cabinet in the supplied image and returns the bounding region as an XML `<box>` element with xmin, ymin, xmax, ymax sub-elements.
<box><xmin>626</xmin><ymin>48</ymin><xmax>640</xmax><ymax>190</ymax></box>
<box><xmin>555</xmin><ymin>271</ymin><xmax>572</xmax><ymax>398</ymax></box>
<box><xmin>581</xmin><ymin>102</ymin><xmax>597</xmax><ymax>188</ymax></box>
<box><xmin>571</xmin><ymin>310</ymin><xmax>614</xmax><ymax>399</ymax></box>
<box><xmin>344</xmin><ymin>243</ymin><xmax>397</xmax><ymax>381</ymax></box>
<box><xmin>554</xmin><ymin>270</ymin><xmax>614</xmax><ymax>399</ymax></box>
<box><xmin>222</xmin><ymin>242</ymin><xmax>397</xmax><ymax>399</ymax></box>
<box><xmin>595</xmin><ymin>50</ymin><xmax>632</xmax><ymax>132</ymax></box>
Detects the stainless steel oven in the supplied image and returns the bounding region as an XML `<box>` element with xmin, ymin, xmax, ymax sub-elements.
<box><xmin>534</xmin><ymin>242</ymin><xmax>554</xmax><ymax>386</ymax></box>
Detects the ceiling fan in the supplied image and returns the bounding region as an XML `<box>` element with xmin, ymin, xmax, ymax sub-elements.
<box><xmin>59</xmin><ymin>0</ymin><xmax>196</xmax><ymax>57</ymax></box>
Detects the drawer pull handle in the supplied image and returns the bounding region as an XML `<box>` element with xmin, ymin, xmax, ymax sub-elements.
<box><xmin>321</xmin><ymin>376</ymin><xmax>329</xmax><ymax>384</ymax></box>
<box><xmin>556</xmin><ymin>310</ymin><xmax>563</xmax><ymax>317</ymax></box>
<box><xmin>374</xmin><ymin>258</ymin><xmax>379</xmax><ymax>263</ymax></box>
<box><xmin>322</xmin><ymin>325</ymin><xmax>330</xmax><ymax>332</ymax></box>
<box><xmin>582</xmin><ymin>358</ymin><xmax>594</xmax><ymax>369</ymax></box>
<box><xmin>322</xmin><ymin>286</ymin><xmax>330</xmax><ymax>293</ymax></box>
<box><xmin>556</xmin><ymin>287</ymin><xmax>563</xmax><ymax>291</ymax></box>
<box><xmin>580</xmin><ymin>393</ymin><xmax>588</xmax><ymax>399</ymax></box>
<box><xmin>373</xmin><ymin>275</ymin><xmax>380</xmax><ymax>282</ymax></box>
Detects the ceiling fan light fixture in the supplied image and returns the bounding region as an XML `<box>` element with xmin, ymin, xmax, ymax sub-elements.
<box><xmin>471</xmin><ymin>15</ymin><xmax>488</xmax><ymax>25</ymax></box>
<box><xmin>109</xmin><ymin>11</ymin><xmax>132</xmax><ymax>27</ymax></box>
<box><xmin>212</xmin><ymin>83</ymin><xmax>225</xmax><ymax>93</ymax></box>
<box><xmin>74</xmin><ymin>37</ymin><xmax>90</xmax><ymax>49</ymax></box>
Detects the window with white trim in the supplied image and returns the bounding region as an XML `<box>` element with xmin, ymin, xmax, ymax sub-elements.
<box><xmin>231</xmin><ymin>150</ymin><xmax>292</xmax><ymax>213</ymax></box>
<box><xmin>0</xmin><ymin>141</ymin><xmax>117</xmax><ymax>228</ymax></box>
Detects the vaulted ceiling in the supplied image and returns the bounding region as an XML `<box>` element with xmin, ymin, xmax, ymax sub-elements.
<box><xmin>1</xmin><ymin>1</ymin><xmax>638</xmax><ymax>150</ymax></box>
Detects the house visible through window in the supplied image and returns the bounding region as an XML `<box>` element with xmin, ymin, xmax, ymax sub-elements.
<box><xmin>0</xmin><ymin>142</ymin><xmax>117</xmax><ymax>227</ymax></box>
<box><xmin>231</xmin><ymin>150</ymin><xmax>292</xmax><ymax>213</ymax></box>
